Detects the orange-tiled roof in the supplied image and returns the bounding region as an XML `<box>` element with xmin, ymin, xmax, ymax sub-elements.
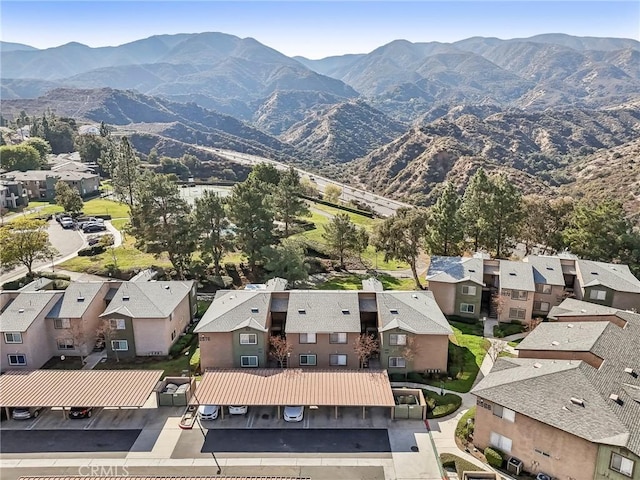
<box><xmin>193</xmin><ymin>369</ymin><xmax>395</xmax><ymax>407</ymax></box>
<box><xmin>0</xmin><ymin>370</ymin><xmax>163</xmax><ymax>407</ymax></box>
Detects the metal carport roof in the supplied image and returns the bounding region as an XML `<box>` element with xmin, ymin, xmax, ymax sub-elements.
<box><xmin>193</xmin><ymin>369</ymin><xmax>396</xmax><ymax>407</ymax></box>
<box><xmin>0</xmin><ymin>370</ymin><xmax>163</xmax><ymax>407</ymax></box>
<box><xmin>19</xmin><ymin>477</ymin><xmax>308</xmax><ymax>480</ymax></box>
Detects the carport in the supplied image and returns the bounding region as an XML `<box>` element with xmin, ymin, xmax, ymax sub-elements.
<box><xmin>0</xmin><ymin>369</ymin><xmax>163</xmax><ymax>419</ymax></box>
<box><xmin>193</xmin><ymin>369</ymin><xmax>396</xmax><ymax>419</ymax></box>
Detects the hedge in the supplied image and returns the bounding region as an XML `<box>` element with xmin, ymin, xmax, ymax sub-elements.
<box><xmin>423</xmin><ymin>390</ymin><xmax>463</xmax><ymax>418</ymax></box>
<box><xmin>189</xmin><ymin>347</ymin><xmax>201</xmax><ymax>373</ymax></box>
<box><xmin>388</xmin><ymin>372</ymin><xmax>406</xmax><ymax>382</ymax></box>
<box><xmin>484</xmin><ymin>447</ymin><xmax>504</xmax><ymax>468</ymax></box>
<box><xmin>440</xmin><ymin>453</ymin><xmax>486</xmax><ymax>477</ymax></box>
<box><xmin>170</xmin><ymin>332</ymin><xmax>195</xmax><ymax>357</ymax></box>
<box><xmin>77</xmin><ymin>245</ymin><xmax>106</xmax><ymax>256</ymax></box>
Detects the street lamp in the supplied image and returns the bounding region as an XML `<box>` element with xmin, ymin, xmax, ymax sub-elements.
<box><xmin>440</xmin><ymin>381</ymin><xmax>445</xmax><ymax>396</ymax></box>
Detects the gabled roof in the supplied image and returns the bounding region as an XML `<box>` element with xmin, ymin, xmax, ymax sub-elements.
<box><xmin>523</xmin><ymin>255</ymin><xmax>565</xmax><ymax>286</ymax></box>
<box><xmin>47</xmin><ymin>282</ymin><xmax>104</xmax><ymax>319</ymax></box>
<box><xmin>5</xmin><ymin>170</ymin><xmax>98</xmax><ymax>181</ymax></box>
<box><xmin>285</xmin><ymin>291</ymin><xmax>361</xmax><ymax>333</ymax></box>
<box><xmin>499</xmin><ymin>260</ymin><xmax>535</xmax><ymax>291</ymax></box>
<box><xmin>100</xmin><ymin>281</ymin><xmax>193</xmax><ymax>318</ymax></box>
<box><xmin>0</xmin><ymin>291</ymin><xmax>62</xmax><ymax>332</ymax></box>
<box><xmin>516</xmin><ymin>321</ymin><xmax>610</xmax><ymax>352</ymax></box>
<box><xmin>426</xmin><ymin>256</ymin><xmax>484</xmax><ymax>285</ymax></box>
<box><xmin>548</xmin><ymin>298</ymin><xmax>633</xmax><ymax>321</ymax></box>
<box><xmin>577</xmin><ymin>259</ymin><xmax>640</xmax><ymax>294</ymax></box>
<box><xmin>377</xmin><ymin>291</ymin><xmax>453</xmax><ymax>335</ymax></box>
<box><xmin>195</xmin><ymin>290</ymin><xmax>270</xmax><ymax>333</ymax></box>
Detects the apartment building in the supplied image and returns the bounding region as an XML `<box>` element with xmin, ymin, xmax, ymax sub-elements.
<box><xmin>3</xmin><ymin>170</ymin><xmax>99</xmax><ymax>200</ymax></box>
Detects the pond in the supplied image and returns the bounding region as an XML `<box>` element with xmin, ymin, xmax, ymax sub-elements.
<box><xmin>179</xmin><ymin>185</ymin><xmax>232</xmax><ymax>205</ymax></box>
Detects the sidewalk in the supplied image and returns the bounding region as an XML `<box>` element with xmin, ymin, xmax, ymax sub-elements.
<box><xmin>82</xmin><ymin>350</ymin><xmax>106</xmax><ymax>370</ymax></box>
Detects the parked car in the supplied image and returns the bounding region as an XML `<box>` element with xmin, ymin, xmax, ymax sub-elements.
<box><xmin>69</xmin><ymin>407</ymin><xmax>94</xmax><ymax>419</ymax></box>
<box><xmin>197</xmin><ymin>405</ymin><xmax>219</xmax><ymax>420</ymax></box>
<box><xmin>283</xmin><ymin>405</ymin><xmax>304</xmax><ymax>422</ymax></box>
<box><xmin>536</xmin><ymin>474</ymin><xmax>553</xmax><ymax>480</ymax></box>
<box><xmin>60</xmin><ymin>217</ymin><xmax>75</xmax><ymax>229</ymax></box>
<box><xmin>228</xmin><ymin>405</ymin><xmax>248</xmax><ymax>415</ymax></box>
<box><xmin>82</xmin><ymin>223</ymin><xmax>107</xmax><ymax>233</ymax></box>
<box><xmin>77</xmin><ymin>217</ymin><xmax>104</xmax><ymax>229</ymax></box>
<box><xmin>12</xmin><ymin>407</ymin><xmax>43</xmax><ymax>420</ymax></box>
<box><xmin>87</xmin><ymin>236</ymin><xmax>100</xmax><ymax>246</ymax></box>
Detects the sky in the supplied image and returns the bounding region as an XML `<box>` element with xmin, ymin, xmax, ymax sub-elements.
<box><xmin>1</xmin><ymin>1</ymin><xmax>638</xmax><ymax>59</ymax></box>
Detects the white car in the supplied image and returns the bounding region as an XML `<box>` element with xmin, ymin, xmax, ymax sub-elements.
<box><xmin>197</xmin><ymin>404</ymin><xmax>219</xmax><ymax>420</ymax></box>
<box><xmin>228</xmin><ymin>405</ymin><xmax>248</xmax><ymax>415</ymax></box>
<box><xmin>283</xmin><ymin>405</ymin><xmax>304</xmax><ymax>422</ymax></box>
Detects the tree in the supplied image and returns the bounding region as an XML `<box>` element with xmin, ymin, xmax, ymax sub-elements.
<box><xmin>373</xmin><ymin>207</ymin><xmax>429</xmax><ymax>289</ymax></box>
<box><xmin>0</xmin><ymin>144</ymin><xmax>42</xmax><ymax>171</ymax></box>
<box><xmin>70</xmin><ymin>320</ymin><xmax>90</xmax><ymax>364</ymax></box>
<box><xmin>249</xmin><ymin>163</ymin><xmax>281</xmax><ymax>187</ymax></box>
<box><xmin>55</xmin><ymin>181</ymin><xmax>83</xmax><ymax>215</ymax></box>
<box><xmin>112</xmin><ymin>137</ymin><xmax>140</xmax><ymax>208</ymax></box>
<box><xmin>269</xmin><ymin>335</ymin><xmax>293</xmax><ymax>368</ymax></box>
<box><xmin>353</xmin><ymin>334</ymin><xmax>379</xmax><ymax>368</ymax></box>
<box><xmin>24</xmin><ymin>137</ymin><xmax>51</xmax><ymax>161</ymax></box>
<box><xmin>129</xmin><ymin>173</ymin><xmax>196</xmax><ymax>279</ymax></box>
<box><xmin>485</xmin><ymin>174</ymin><xmax>522</xmax><ymax>258</ymax></box>
<box><xmin>402</xmin><ymin>336</ymin><xmax>419</xmax><ymax>365</ymax></box>
<box><xmin>323</xmin><ymin>184</ymin><xmax>342</xmax><ymax>204</ymax></box>
<box><xmin>99</xmin><ymin>121</ymin><xmax>111</xmax><ymax>138</ymax></box>
<box><xmin>75</xmin><ymin>134</ymin><xmax>108</xmax><ymax>164</ymax></box>
<box><xmin>300</xmin><ymin>177</ymin><xmax>319</xmax><ymax>198</ymax></box>
<box><xmin>0</xmin><ymin>218</ymin><xmax>56</xmax><ymax>275</ymax></box>
<box><xmin>97</xmin><ymin>319</ymin><xmax>119</xmax><ymax>362</ymax></box>
<box><xmin>426</xmin><ymin>182</ymin><xmax>464</xmax><ymax>256</ymax></box>
<box><xmin>518</xmin><ymin>195</ymin><xmax>574</xmax><ymax>255</ymax></box>
<box><xmin>262</xmin><ymin>238</ymin><xmax>309</xmax><ymax>287</ymax></box>
<box><xmin>352</xmin><ymin>227</ymin><xmax>370</xmax><ymax>268</ymax></box>
<box><xmin>193</xmin><ymin>190</ymin><xmax>234</xmax><ymax>275</ymax></box>
<box><xmin>228</xmin><ymin>176</ymin><xmax>275</xmax><ymax>275</ymax></box>
<box><xmin>484</xmin><ymin>340</ymin><xmax>508</xmax><ymax>362</ymax></box>
<box><xmin>147</xmin><ymin>148</ymin><xmax>159</xmax><ymax>164</ymax></box>
<box><xmin>322</xmin><ymin>213</ymin><xmax>358</xmax><ymax>269</ymax></box>
<box><xmin>460</xmin><ymin>168</ymin><xmax>492</xmax><ymax>252</ymax></box>
<box><xmin>492</xmin><ymin>293</ymin><xmax>507</xmax><ymax>320</ymax></box>
<box><xmin>273</xmin><ymin>167</ymin><xmax>310</xmax><ymax>237</ymax></box>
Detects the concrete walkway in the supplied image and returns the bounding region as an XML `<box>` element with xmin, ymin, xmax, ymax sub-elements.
<box><xmin>81</xmin><ymin>350</ymin><xmax>107</xmax><ymax>370</ymax></box>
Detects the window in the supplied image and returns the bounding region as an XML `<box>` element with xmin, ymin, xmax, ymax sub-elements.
<box><xmin>4</xmin><ymin>332</ymin><xmax>22</xmax><ymax>344</ymax></box>
<box><xmin>240</xmin><ymin>333</ymin><xmax>257</xmax><ymax>345</ymax></box>
<box><xmin>460</xmin><ymin>303</ymin><xmax>475</xmax><ymax>314</ymax></box>
<box><xmin>299</xmin><ymin>333</ymin><xmax>316</xmax><ymax>344</ymax></box>
<box><xmin>493</xmin><ymin>404</ymin><xmax>515</xmax><ymax>422</ymax></box>
<box><xmin>534</xmin><ymin>301</ymin><xmax>550</xmax><ymax>312</ymax></box>
<box><xmin>110</xmin><ymin>318</ymin><xmax>126</xmax><ymax>330</ymax></box>
<box><xmin>611</xmin><ymin>453</ymin><xmax>635</xmax><ymax>477</ymax></box>
<box><xmin>171</xmin><ymin>330</ymin><xmax>176</xmax><ymax>341</ymax></box>
<box><xmin>490</xmin><ymin>432</ymin><xmax>512</xmax><ymax>453</ymax></box>
<box><xmin>590</xmin><ymin>289</ymin><xmax>607</xmax><ymax>301</ymax></box>
<box><xmin>7</xmin><ymin>354</ymin><xmax>26</xmax><ymax>366</ymax></box>
<box><xmin>535</xmin><ymin>284</ymin><xmax>552</xmax><ymax>294</ymax></box>
<box><xmin>330</xmin><ymin>354</ymin><xmax>347</xmax><ymax>366</ymax></box>
<box><xmin>299</xmin><ymin>354</ymin><xmax>317</xmax><ymax>366</ymax></box>
<box><xmin>240</xmin><ymin>355</ymin><xmax>258</xmax><ymax>367</ymax></box>
<box><xmin>389</xmin><ymin>333</ymin><xmax>407</xmax><ymax>345</ymax></box>
<box><xmin>57</xmin><ymin>338</ymin><xmax>74</xmax><ymax>350</ymax></box>
<box><xmin>389</xmin><ymin>357</ymin><xmax>406</xmax><ymax>368</ymax></box>
<box><xmin>54</xmin><ymin>318</ymin><xmax>71</xmax><ymax>329</ymax></box>
<box><xmin>511</xmin><ymin>290</ymin><xmax>528</xmax><ymax>301</ymax></box>
<box><xmin>111</xmin><ymin>340</ymin><xmax>128</xmax><ymax>351</ymax></box>
<box><xmin>462</xmin><ymin>285</ymin><xmax>477</xmax><ymax>296</ymax></box>
<box><xmin>330</xmin><ymin>332</ymin><xmax>348</xmax><ymax>344</ymax></box>
<box><xmin>509</xmin><ymin>308</ymin><xmax>527</xmax><ymax>320</ymax></box>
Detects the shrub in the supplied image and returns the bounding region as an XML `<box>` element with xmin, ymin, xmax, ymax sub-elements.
<box><xmin>388</xmin><ymin>372</ymin><xmax>406</xmax><ymax>382</ymax></box>
<box><xmin>77</xmin><ymin>245</ymin><xmax>106</xmax><ymax>256</ymax></box>
<box><xmin>446</xmin><ymin>315</ymin><xmax>480</xmax><ymax>325</ymax></box>
<box><xmin>407</xmin><ymin>371</ymin><xmax>425</xmax><ymax>383</ymax></box>
<box><xmin>423</xmin><ymin>390</ymin><xmax>463</xmax><ymax>418</ymax></box>
<box><xmin>484</xmin><ymin>447</ymin><xmax>504</xmax><ymax>468</ymax></box>
<box><xmin>1</xmin><ymin>280</ymin><xmax>23</xmax><ymax>290</ymax></box>
<box><xmin>170</xmin><ymin>333</ymin><xmax>195</xmax><ymax>356</ymax></box>
<box><xmin>455</xmin><ymin>406</ymin><xmax>476</xmax><ymax>440</ymax></box>
<box><xmin>189</xmin><ymin>347</ymin><xmax>201</xmax><ymax>373</ymax></box>
<box><xmin>39</xmin><ymin>271</ymin><xmax>71</xmax><ymax>281</ymax></box>
<box><xmin>99</xmin><ymin>234</ymin><xmax>115</xmax><ymax>247</ymax></box>
<box><xmin>440</xmin><ymin>453</ymin><xmax>486</xmax><ymax>476</ymax></box>
<box><xmin>493</xmin><ymin>327</ymin><xmax>506</xmax><ymax>338</ymax></box>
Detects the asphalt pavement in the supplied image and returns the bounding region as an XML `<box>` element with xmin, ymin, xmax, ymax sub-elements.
<box><xmin>0</xmin><ymin>429</ymin><xmax>142</xmax><ymax>453</ymax></box>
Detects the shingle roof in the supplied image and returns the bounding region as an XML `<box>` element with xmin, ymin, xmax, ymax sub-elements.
<box><xmin>377</xmin><ymin>291</ymin><xmax>453</xmax><ymax>335</ymax></box>
<box><xmin>548</xmin><ymin>298</ymin><xmax>633</xmax><ymax>321</ymax></box>
<box><xmin>285</xmin><ymin>291</ymin><xmax>361</xmax><ymax>333</ymax></box>
<box><xmin>6</xmin><ymin>170</ymin><xmax>98</xmax><ymax>181</ymax></box>
<box><xmin>475</xmin><ymin>304</ymin><xmax>640</xmax><ymax>455</ymax></box>
<box><xmin>46</xmin><ymin>282</ymin><xmax>104</xmax><ymax>319</ymax></box>
<box><xmin>516</xmin><ymin>321</ymin><xmax>610</xmax><ymax>352</ymax></box>
<box><xmin>577</xmin><ymin>259</ymin><xmax>640</xmax><ymax>293</ymax></box>
<box><xmin>195</xmin><ymin>291</ymin><xmax>270</xmax><ymax>333</ymax></box>
<box><xmin>0</xmin><ymin>292</ymin><xmax>62</xmax><ymax>332</ymax></box>
<box><xmin>499</xmin><ymin>260</ymin><xmax>535</xmax><ymax>291</ymax></box>
<box><xmin>100</xmin><ymin>281</ymin><xmax>193</xmax><ymax>318</ymax></box>
<box><xmin>426</xmin><ymin>256</ymin><xmax>484</xmax><ymax>285</ymax></box>
<box><xmin>524</xmin><ymin>256</ymin><xmax>565</xmax><ymax>286</ymax></box>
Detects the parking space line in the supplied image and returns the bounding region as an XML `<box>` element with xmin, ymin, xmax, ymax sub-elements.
<box><xmin>26</xmin><ymin>414</ymin><xmax>44</xmax><ymax>430</ymax></box>
<box><xmin>303</xmin><ymin>414</ymin><xmax>310</xmax><ymax>429</ymax></box>
<box><xmin>84</xmin><ymin>409</ymin><xmax>101</xmax><ymax>429</ymax></box>
<box><xmin>246</xmin><ymin>411</ymin><xmax>256</xmax><ymax>429</ymax></box>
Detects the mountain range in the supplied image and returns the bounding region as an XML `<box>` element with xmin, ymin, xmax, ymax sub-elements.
<box><xmin>2</xmin><ymin>32</ymin><xmax>639</xmax><ymax>213</ymax></box>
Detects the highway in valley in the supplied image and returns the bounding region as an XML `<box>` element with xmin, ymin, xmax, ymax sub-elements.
<box><xmin>198</xmin><ymin>147</ymin><xmax>412</xmax><ymax>217</ymax></box>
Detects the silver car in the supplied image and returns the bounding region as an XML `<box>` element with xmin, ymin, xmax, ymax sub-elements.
<box><xmin>12</xmin><ymin>407</ymin><xmax>43</xmax><ymax>420</ymax></box>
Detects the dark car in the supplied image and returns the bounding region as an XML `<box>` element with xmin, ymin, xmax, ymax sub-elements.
<box><xmin>69</xmin><ymin>407</ymin><xmax>94</xmax><ymax>419</ymax></box>
<box><xmin>82</xmin><ymin>223</ymin><xmax>107</xmax><ymax>233</ymax></box>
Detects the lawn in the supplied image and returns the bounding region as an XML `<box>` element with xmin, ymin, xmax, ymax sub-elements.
<box><xmin>493</xmin><ymin>322</ymin><xmax>526</xmax><ymax>338</ymax></box>
<box><xmin>82</xmin><ymin>198</ymin><xmax>130</xmax><ymax>219</ymax></box>
<box><xmin>423</xmin><ymin>390</ymin><xmax>463</xmax><ymax>418</ymax></box>
<box><xmin>508</xmin><ymin>339</ymin><xmax>523</xmax><ymax>348</ymax></box>
<box><xmin>315</xmin><ymin>273</ymin><xmax>418</xmax><ymax>291</ymax></box>
<box><xmin>426</xmin><ymin>321</ymin><xmax>489</xmax><ymax>393</ymax></box>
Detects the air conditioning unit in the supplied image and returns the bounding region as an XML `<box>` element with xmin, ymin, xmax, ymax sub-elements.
<box><xmin>507</xmin><ymin>457</ymin><xmax>524</xmax><ymax>475</ymax></box>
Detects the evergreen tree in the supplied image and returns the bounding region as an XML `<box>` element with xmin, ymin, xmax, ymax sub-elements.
<box><xmin>262</xmin><ymin>238</ymin><xmax>309</xmax><ymax>287</ymax></box>
<box><xmin>193</xmin><ymin>190</ymin><xmax>234</xmax><ymax>275</ymax></box>
<box><xmin>322</xmin><ymin>213</ymin><xmax>359</xmax><ymax>269</ymax></box>
<box><xmin>55</xmin><ymin>181</ymin><xmax>83</xmax><ymax>215</ymax></box>
<box><xmin>460</xmin><ymin>168</ymin><xmax>492</xmax><ymax>252</ymax></box>
<box><xmin>486</xmin><ymin>173</ymin><xmax>522</xmax><ymax>258</ymax></box>
<box><xmin>426</xmin><ymin>182</ymin><xmax>464</xmax><ymax>256</ymax></box>
<box><xmin>273</xmin><ymin>167</ymin><xmax>310</xmax><ymax>237</ymax></box>
<box><xmin>112</xmin><ymin>137</ymin><xmax>140</xmax><ymax>208</ymax></box>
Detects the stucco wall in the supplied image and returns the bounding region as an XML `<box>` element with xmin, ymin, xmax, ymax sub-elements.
<box><xmin>199</xmin><ymin>332</ymin><xmax>234</xmax><ymax>369</ymax></box>
<box><xmin>474</xmin><ymin>397</ymin><xmax>598</xmax><ymax>480</ymax></box>
<box><xmin>498</xmin><ymin>289</ymin><xmax>534</xmax><ymax>323</ymax></box>
<box><xmin>232</xmin><ymin>328</ymin><xmax>268</xmax><ymax>367</ymax></box>
<box><xmin>612</xmin><ymin>291</ymin><xmax>640</xmax><ymax>311</ymax></box>
<box><xmin>454</xmin><ymin>281</ymin><xmax>482</xmax><ymax>319</ymax></box>
<box><xmin>289</xmin><ymin>332</ymin><xmax>359</xmax><ymax>368</ymax></box>
<box><xmin>517</xmin><ymin>349</ymin><xmax>603</xmax><ymax>369</ymax></box>
<box><xmin>428</xmin><ymin>282</ymin><xmax>456</xmax><ymax>316</ymax></box>
<box><xmin>532</xmin><ymin>285</ymin><xmax>565</xmax><ymax>316</ymax></box>
<box><xmin>380</xmin><ymin>329</ymin><xmax>449</xmax><ymax>372</ymax></box>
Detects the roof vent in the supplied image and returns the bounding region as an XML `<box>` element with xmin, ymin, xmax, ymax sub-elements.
<box><xmin>390</xmin><ymin>309</ymin><xmax>399</xmax><ymax>314</ymax></box>
<box><xmin>567</xmin><ymin>324</ymin><xmax>574</xmax><ymax>328</ymax></box>
<box><xmin>341</xmin><ymin>309</ymin><xmax>350</xmax><ymax>314</ymax></box>
<box><xmin>122</xmin><ymin>295</ymin><xmax>130</xmax><ymax>301</ymax></box>
<box><xmin>551</xmin><ymin>341</ymin><xmax>560</xmax><ymax>346</ymax></box>
<box><xmin>251</xmin><ymin>307</ymin><xmax>259</xmax><ymax>313</ymax></box>
<box><xmin>624</xmin><ymin>367</ymin><xmax>637</xmax><ymax>378</ymax></box>
<box><xmin>570</xmin><ymin>397</ymin><xmax>585</xmax><ymax>407</ymax></box>
<box><xmin>509</xmin><ymin>272</ymin><xmax>517</xmax><ymax>276</ymax></box>
<box><xmin>533</xmin><ymin>362</ymin><xmax>542</xmax><ymax>369</ymax></box>
<box><xmin>590</xmin><ymin>272</ymin><xmax>599</xmax><ymax>275</ymax></box>
<box><xmin>77</xmin><ymin>296</ymin><xmax>85</xmax><ymax>302</ymax></box>
<box><xmin>468</xmin><ymin>269</ymin><xmax>476</xmax><ymax>273</ymax></box>
<box><xmin>298</xmin><ymin>308</ymin><xmax>306</xmax><ymax>314</ymax></box>
<box><xmin>609</xmin><ymin>393</ymin><xmax>621</xmax><ymax>404</ymax></box>
<box><xmin>546</xmin><ymin>266</ymin><xmax>554</xmax><ymax>270</ymax></box>
<box><xmin>164</xmin><ymin>285</ymin><xmax>170</xmax><ymax>290</ymax></box>
<box><xmin>18</xmin><ymin>308</ymin><xmax>25</xmax><ymax>313</ymax></box>
<box><xmin>411</xmin><ymin>294</ymin><xmax>418</xmax><ymax>299</ymax></box>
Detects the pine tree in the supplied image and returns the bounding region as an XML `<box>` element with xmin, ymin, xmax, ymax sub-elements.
<box><xmin>426</xmin><ymin>182</ymin><xmax>464</xmax><ymax>256</ymax></box>
<box><xmin>193</xmin><ymin>190</ymin><xmax>233</xmax><ymax>275</ymax></box>
<box><xmin>486</xmin><ymin>173</ymin><xmax>522</xmax><ymax>258</ymax></box>
<box><xmin>273</xmin><ymin>167</ymin><xmax>310</xmax><ymax>237</ymax></box>
<box><xmin>112</xmin><ymin>137</ymin><xmax>140</xmax><ymax>208</ymax></box>
<box><xmin>460</xmin><ymin>168</ymin><xmax>492</xmax><ymax>252</ymax></box>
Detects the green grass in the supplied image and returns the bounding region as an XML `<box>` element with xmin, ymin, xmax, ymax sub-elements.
<box><xmin>41</xmin><ymin>356</ymin><xmax>84</xmax><ymax>370</ymax></box>
<box><xmin>508</xmin><ymin>339</ymin><xmax>522</xmax><ymax>348</ymax></box>
<box><xmin>315</xmin><ymin>273</ymin><xmax>418</xmax><ymax>291</ymax></box>
<box><xmin>423</xmin><ymin>390</ymin><xmax>463</xmax><ymax>418</ymax></box>
<box><xmin>82</xmin><ymin>198</ymin><xmax>130</xmax><ymax>219</ymax></box>
<box><xmin>441</xmin><ymin>452</ymin><xmax>485</xmax><ymax>476</ymax></box>
<box><xmin>94</xmin><ymin>342</ymin><xmax>198</xmax><ymax>378</ymax></box>
<box><xmin>455</xmin><ymin>406</ymin><xmax>476</xmax><ymax>440</ymax></box>
<box><xmin>493</xmin><ymin>322</ymin><xmax>526</xmax><ymax>337</ymax></box>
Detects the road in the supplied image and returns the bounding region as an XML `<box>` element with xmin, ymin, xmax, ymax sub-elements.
<box><xmin>198</xmin><ymin>147</ymin><xmax>412</xmax><ymax>217</ymax></box>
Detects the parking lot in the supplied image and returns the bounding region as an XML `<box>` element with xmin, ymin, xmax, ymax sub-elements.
<box><xmin>0</xmin><ymin>429</ymin><xmax>142</xmax><ymax>453</ymax></box>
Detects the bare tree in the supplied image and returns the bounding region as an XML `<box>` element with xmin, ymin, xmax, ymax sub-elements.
<box><xmin>484</xmin><ymin>340</ymin><xmax>509</xmax><ymax>362</ymax></box>
<box><xmin>527</xmin><ymin>317</ymin><xmax>543</xmax><ymax>332</ymax></box>
<box><xmin>269</xmin><ymin>335</ymin><xmax>293</xmax><ymax>368</ymax></box>
<box><xmin>97</xmin><ymin>319</ymin><xmax>119</xmax><ymax>362</ymax></box>
<box><xmin>353</xmin><ymin>334</ymin><xmax>379</xmax><ymax>368</ymax></box>
<box><xmin>491</xmin><ymin>293</ymin><xmax>507</xmax><ymax>320</ymax></box>
<box><xmin>70</xmin><ymin>320</ymin><xmax>90</xmax><ymax>364</ymax></box>
<box><xmin>402</xmin><ymin>337</ymin><xmax>419</xmax><ymax>366</ymax></box>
